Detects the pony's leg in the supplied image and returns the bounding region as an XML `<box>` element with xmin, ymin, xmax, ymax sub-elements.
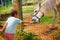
<box><xmin>56</xmin><ymin>4</ymin><xmax>60</xmax><ymax>23</ymax></box>
<box><xmin>48</xmin><ymin>8</ymin><xmax>58</xmax><ymax>31</ymax></box>
<box><xmin>43</xmin><ymin>8</ymin><xmax>57</xmax><ymax>34</ymax></box>
<box><xmin>43</xmin><ymin>6</ymin><xmax>58</xmax><ymax>34</ymax></box>
<box><xmin>51</xmin><ymin>8</ymin><xmax>57</xmax><ymax>27</ymax></box>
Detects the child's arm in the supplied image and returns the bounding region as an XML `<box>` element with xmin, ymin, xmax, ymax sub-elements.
<box><xmin>17</xmin><ymin>19</ymin><xmax>33</xmax><ymax>25</ymax></box>
<box><xmin>0</xmin><ymin>22</ymin><xmax>8</xmax><ymax>32</ymax></box>
<box><xmin>22</xmin><ymin>21</ymin><xmax>31</xmax><ymax>23</ymax></box>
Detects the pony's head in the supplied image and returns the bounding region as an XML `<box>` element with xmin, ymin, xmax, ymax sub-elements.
<box><xmin>32</xmin><ymin>11</ymin><xmax>44</xmax><ymax>23</ymax></box>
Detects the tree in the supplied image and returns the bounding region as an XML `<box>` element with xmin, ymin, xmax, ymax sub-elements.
<box><xmin>12</xmin><ymin>0</ymin><xmax>23</xmax><ymax>19</ymax></box>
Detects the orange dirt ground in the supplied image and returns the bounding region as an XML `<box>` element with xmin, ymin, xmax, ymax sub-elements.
<box><xmin>23</xmin><ymin>16</ymin><xmax>60</xmax><ymax>40</ymax></box>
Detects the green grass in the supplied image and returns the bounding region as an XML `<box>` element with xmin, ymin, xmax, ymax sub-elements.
<box><xmin>19</xmin><ymin>31</ymin><xmax>39</xmax><ymax>40</ymax></box>
<box><xmin>0</xmin><ymin>7</ymin><xmax>11</xmax><ymax>14</ymax></box>
<box><xmin>22</xmin><ymin>5</ymin><xmax>34</xmax><ymax>13</ymax></box>
<box><xmin>22</xmin><ymin>7</ymin><xmax>34</xmax><ymax>13</ymax></box>
<box><xmin>40</xmin><ymin>16</ymin><xmax>53</xmax><ymax>24</ymax></box>
<box><xmin>0</xmin><ymin>4</ymin><xmax>12</xmax><ymax>14</ymax></box>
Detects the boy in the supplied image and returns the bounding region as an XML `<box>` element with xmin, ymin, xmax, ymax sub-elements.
<box><xmin>0</xmin><ymin>10</ymin><xmax>31</xmax><ymax>40</ymax></box>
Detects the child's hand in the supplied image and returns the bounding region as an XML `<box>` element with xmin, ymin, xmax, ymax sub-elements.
<box><xmin>22</xmin><ymin>21</ymin><xmax>33</xmax><ymax>26</ymax></box>
<box><xmin>23</xmin><ymin>23</ymin><xmax>29</xmax><ymax>26</ymax></box>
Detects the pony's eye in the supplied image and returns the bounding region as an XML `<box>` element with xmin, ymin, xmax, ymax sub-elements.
<box><xmin>35</xmin><ymin>11</ymin><xmax>37</xmax><ymax>12</ymax></box>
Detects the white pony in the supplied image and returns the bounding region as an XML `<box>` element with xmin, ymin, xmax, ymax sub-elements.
<box><xmin>32</xmin><ymin>0</ymin><xmax>60</xmax><ymax>23</ymax></box>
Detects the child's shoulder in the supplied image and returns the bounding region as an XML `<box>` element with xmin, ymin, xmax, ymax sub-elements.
<box><xmin>14</xmin><ymin>17</ymin><xmax>21</xmax><ymax>20</ymax></box>
<box><xmin>7</xmin><ymin>16</ymin><xmax>16</xmax><ymax>20</ymax></box>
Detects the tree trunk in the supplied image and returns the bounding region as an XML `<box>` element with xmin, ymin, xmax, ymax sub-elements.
<box><xmin>12</xmin><ymin>0</ymin><xmax>23</xmax><ymax>19</ymax></box>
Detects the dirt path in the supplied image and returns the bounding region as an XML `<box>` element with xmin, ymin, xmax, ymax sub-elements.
<box><xmin>23</xmin><ymin>16</ymin><xmax>60</xmax><ymax>40</ymax></box>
